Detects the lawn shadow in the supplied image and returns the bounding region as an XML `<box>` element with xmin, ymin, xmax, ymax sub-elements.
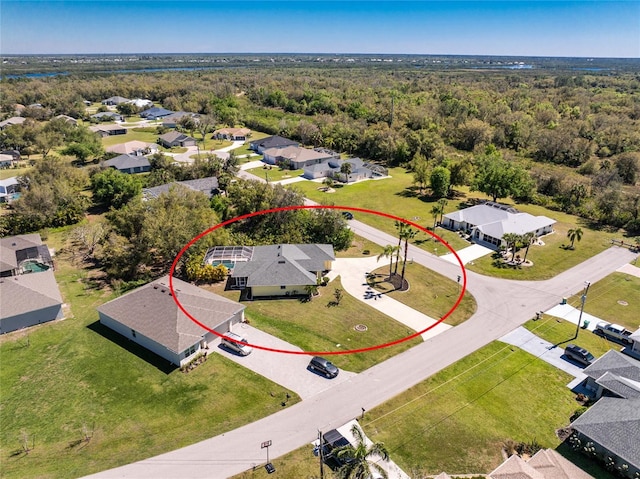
<box><xmin>87</xmin><ymin>321</ymin><xmax>177</xmax><ymax>374</ymax></box>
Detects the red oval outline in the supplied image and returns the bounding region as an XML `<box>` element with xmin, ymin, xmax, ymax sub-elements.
<box><xmin>168</xmin><ymin>205</ymin><xmax>467</xmax><ymax>355</ymax></box>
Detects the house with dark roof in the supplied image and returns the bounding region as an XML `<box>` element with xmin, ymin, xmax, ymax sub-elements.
<box><xmin>580</xmin><ymin>350</ymin><xmax>640</xmax><ymax>400</ymax></box>
<box><xmin>97</xmin><ymin>276</ymin><xmax>245</xmax><ymax>366</ymax></box>
<box><xmin>205</xmin><ymin>244</ymin><xmax>334</xmax><ymax>299</ymax></box>
<box><xmin>249</xmin><ymin>135</ymin><xmax>299</xmax><ymax>154</ymax></box>
<box><xmin>0</xmin><ymin>234</ymin><xmax>63</xmax><ymax>334</ymax></box>
<box><xmin>140</xmin><ymin>107</ymin><xmax>174</xmax><ymax>120</ymax></box>
<box><xmin>161</xmin><ymin>111</ymin><xmax>199</xmax><ymax>128</ymax></box>
<box><xmin>487</xmin><ymin>449</ymin><xmax>594</xmax><ymax>479</ymax></box>
<box><xmin>90</xmin><ymin>111</ymin><xmax>124</xmax><ymax>122</ymax></box>
<box><xmin>143</xmin><ymin>177</ymin><xmax>219</xmax><ymax>200</ymax></box>
<box><xmin>89</xmin><ymin>124</ymin><xmax>127</xmax><ymax>137</ymax></box>
<box><xmin>102</xmin><ymin>154</ymin><xmax>151</xmax><ymax>174</ymax></box>
<box><xmin>102</xmin><ymin>96</ymin><xmax>130</xmax><ymax>106</ymax></box>
<box><xmin>213</xmin><ymin>127</ymin><xmax>251</xmax><ymax>141</ymax></box>
<box><xmin>263</xmin><ymin>146</ymin><xmax>337</xmax><ymax>170</ymax></box>
<box><xmin>442</xmin><ymin>201</ymin><xmax>556</xmax><ymax>250</ymax></box>
<box><xmin>158</xmin><ymin>131</ymin><xmax>197</xmax><ymax>148</ymax></box>
<box><xmin>303</xmin><ymin>157</ymin><xmax>388</xmax><ymax>183</ymax></box>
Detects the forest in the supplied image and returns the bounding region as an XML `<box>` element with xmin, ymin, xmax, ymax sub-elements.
<box><xmin>1</xmin><ymin>61</ymin><xmax>639</xmax><ymax>266</ymax></box>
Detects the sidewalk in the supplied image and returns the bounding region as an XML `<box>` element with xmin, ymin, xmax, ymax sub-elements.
<box><xmin>329</xmin><ymin>257</ymin><xmax>452</xmax><ymax>341</ymax></box>
<box><xmin>544</xmin><ymin>304</ymin><xmax>601</xmax><ymax>331</ymax></box>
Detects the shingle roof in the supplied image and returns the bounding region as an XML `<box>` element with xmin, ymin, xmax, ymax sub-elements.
<box><xmin>0</xmin><ymin>271</ymin><xmax>63</xmax><ymax>320</ymax></box>
<box><xmin>230</xmin><ymin>244</ymin><xmax>334</xmax><ymax>287</ymax></box>
<box><xmin>103</xmin><ymin>96</ymin><xmax>130</xmax><ymax>104</ymax></box>
<box><xmin>106</xmin><ymin>141</ymin><xmax>156</xmax><ymax>155</ymax></box>
<box><xmin>159</xmin><ymin>131</ymin><xmax>194</xmax><ymax>143</ymax></box>
<box><xmin>0</xmin><ymin>234</ymin><xmax>43</xmax><ymax>273</ymax></box>
<box><xmin>583</xmin><ymin>350</ymin><xmax>640</xmax><ymax>398</ymax></box>
<box><xmin>263</xmin><ymin>146</ymin><xmax>333</xmax><ymax>164</ymax></box>
<box><xmin>250</xmin><ymin>135</ymin><xmax>298</xmax><ymax>150</ymax></box>
<box><xmin>571</xmin><ymin>397</ymin><xmax>640</xmax><ymax>470</ymax></box>
<box><xmin>90</xmin><ymin>112</ymin><xmax>122</xmax><ymax>119</ymax></box>
<box><xmin>0</xmin><ymin>117</ymin><xmax>26</xmax><ymax>128</ymax></box>
<box><xmin>214</xmin><ymin>127</ymin><xmax>251</xmax><ymax>136</ymax></box>
<box><xmin>140</xmin><ymin>107</ymin><xmax>173</xmax><ymax>118</ymax></box>
<box><xmin>103</xmin><ymin>155</ymin><xmax>150</xmax><ymax>171</ymax></box>
<box><xmin>489</xmin><ymin>454</ymin><xmax>544</xmax><ymax>479</ymax></box>
<box><xmin>97</xmin><ymin>276</ymin><xmax>245</xmax><ymax>353</ymax></box>
<box><xmin>143</xmin><ymin>177</ymin><xmax>219</xmax><ymax>199</ymax></box>
<box><xmin>527</xmin><ymin>449</ymin><xmax>594</xmax><ymax>479</ymax></box>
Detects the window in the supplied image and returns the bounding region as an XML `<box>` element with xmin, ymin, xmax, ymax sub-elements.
<box><xmin>280</xmin><ymin>285</ymin><xmax>286</xmax><ymax>290</ymax></box>
<box><xmin>131</xmin><ymin>329</ymin><xmax>136</xmax><ymax>338</ymax></box>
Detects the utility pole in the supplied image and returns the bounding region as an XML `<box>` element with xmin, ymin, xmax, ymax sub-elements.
<box><xmin>318</xmin><ymin>430</ymin><xmax>324</xmax><ymax>479</ymax></box>
<box><xmin>574</xmin><ymin>281</ymin><xmax>591</xmax><ymax>339</ymax></box>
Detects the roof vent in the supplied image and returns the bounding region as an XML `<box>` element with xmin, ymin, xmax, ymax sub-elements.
<box><xmin>153</xmin><ymin>285</ymin><xmax>158</xmax><ymax>289</ymax></box>
<box><xmin>278</xmin><ymin>259</ymin><xmax>285</xmax><ymax>264</ymax></box>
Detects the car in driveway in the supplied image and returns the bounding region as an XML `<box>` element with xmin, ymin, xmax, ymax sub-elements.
<box><xmin>564</xmin><ymin>344</ymin><xmax>595</xmax><ymax>366</ymax></box>
<box><xmin>341</xmin><ymin>211</ymin><xmax>354</xmax><ymax>220</ymax></box>
<box><xmin>220</xmin><ymin>331</ymin><xmax>253</xmax><ymax>356</ymax></box>
<box><xmin>308</xmin><ymin>356</ymin><xmax>339</xmax><ymax>378</ymax></box>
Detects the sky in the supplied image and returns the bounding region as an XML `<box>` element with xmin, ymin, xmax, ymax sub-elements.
<box><xmin>1</xmin><ymin>1</ymin><xmax>639</xmax><ymax>58</ymax></box>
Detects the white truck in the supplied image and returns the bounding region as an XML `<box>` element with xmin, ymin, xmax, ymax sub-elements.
<box><xmin>594</xmin><ymin>322</ymin><xmax>633</xmax><ymax>344</ymax></box>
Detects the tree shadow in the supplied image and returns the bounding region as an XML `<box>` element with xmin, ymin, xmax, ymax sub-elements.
<box><xmin>87</xmin><ymin>321</ymin><xmax>177</xmax><ymax>374</ymax></box>
<box><xmin>395</xmin><ymin>188</ymin><xmax>419</xmax><ymax>198</ymax></box>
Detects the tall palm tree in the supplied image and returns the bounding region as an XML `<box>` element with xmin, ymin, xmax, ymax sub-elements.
<box><xmin>393</xmin><ymin>221</ymin><xmax>408</xmax><ymax>275</ymax></box>
<box><xmin>377</xmin><ymin>245</ymin><xmax>399</xmax><ymax>278</ymax></box>
<box><xmin>334</xmin><ymin>424</ymin><xmax>389</xmax><ymax>479</ymax></box>
<box><xmin>400</xmin><ymin>227</ymin><xmax>418</xmax><ymax>284</ymax></box>
<box><xmin>430</xmin><ymin>204</ymin><xmax>441</xmax><ymax>230</ymax></box>
<box><xmin>521</xmin><ymin>232</ymin><xmax>536</xmax><ymax>263</ymax></box>
<box><xmin>567</xmin><ymin>228</ymin><xmax>583</xmax><ymax>249</ymax></box>
<box><xmin>501</xmin><ymin>233</ymin><xmax>520</xmax><ymax>261</ymax></box>
<box><xmin>437</xmin><ymin>198</ymin><xmax>448</xmax><ymax>224</ymax></box>
<box><xmin>341</xmin><ymin>162</ymin><xmax>353</xmax><ymax>183</ymax></box>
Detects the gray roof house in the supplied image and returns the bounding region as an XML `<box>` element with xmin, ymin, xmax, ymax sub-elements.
<box><xmin>249</xmin><ymin>135</ymin><xmax>299</xmax><ymax>154</ymax></box>
<box><xmin>90</xmin><ymin>111</ymin><xmax>124</xmax><ymax>122</ymax></box>
<box><xmin>442</xmin><ymin>201</ymin><xmax>556</xmax><ymax>250</ymax></box>
<box><xmin>54</xmin><ymin>114</ymin><xmax>78</xmax><ymax>126</ymax></box>
<box><xmin>580</xmin><ymin>350</ymin><xmax>640</xmax><ymax>400</ymax></box>
<box><xmin>143</xmin><ymin>177</ymin><xmax>219</xmax><ymax>200</ymax></box>
<box><xmin>140</xmin><ymin>107</ymin><xmax>174</xmax><ymax>120</ymax></box>
<box><xmin>103</xmin><ymin>154</ymin><xmax>151</xmax><ymax>174</ymax></box>
<box><xmin>303</xmin><ymin>157</ymin><xmax>388</xmax><ymax>182</ymax></box>
<box><xmin>102</xmin><ymin>96</ymin><xmax>130</xmax><ymax>106</ymax></box>
<box><xmin>89</xmin><ymin>123</ymin><xmax>127</xmax><ymax>137</ymax></box>
<box><xmin>262</xmin><ymin>145</ymin><xmax>337</xmax><ymax>170</ymax></box>
<box><xmin>158</xmin><ymin>131</ymin><xmax>197</xmax><ymax>148</ymax></box>
<box><xmin>0</xmin><ymin>234</ymin><xmax>54</xmax><ymax>277</ymax></box>
<box><xmin>571</xmin><ymin>397</ymin><xmax>640</xmax><ymax>478</ymax></box>
<box><xmin>206</xmin><ymin>244</ymin><xmax>334</xmax><ymax>299</ymax></box>
<box><xmin>161</xmin><ymin>111</ymin><xmax>199</xmax><ymax>128</ymax></box>
<box><xmin>0</xmin><ymin>117</ymin><xmax>26</xmax><ymax>130</ymax></box>
<box><xmin>97</xmin><ymin>275</ymin><xmax>245</xmax><ymax>367</ymax></box>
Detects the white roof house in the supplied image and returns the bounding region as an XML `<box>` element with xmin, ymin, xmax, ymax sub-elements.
<box><xmin>443</xmin><ymin>202</ymin><xmax>555</xmax><ymax>249</ymax></box>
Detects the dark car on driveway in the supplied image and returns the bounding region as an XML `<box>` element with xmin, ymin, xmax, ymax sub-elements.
<box><xmin>308</xmin><ymin>356</ymin><xmax>339</xmax><ymax>378</ymax></box>
<box><xmin>564</xmin><ymin>344</ymin><xmax>595</xmax><ymax>366</ymax></box>
<box><xmin>341</xmin><ymin>211</ymin><xmax>354</xmax><ymax>220</ymax></box>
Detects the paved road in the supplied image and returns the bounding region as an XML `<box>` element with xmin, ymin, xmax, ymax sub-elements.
<box><xmin>86</xmin><ymin>214</ymin><xmax>637</xmax><ymax>479</ymax></box>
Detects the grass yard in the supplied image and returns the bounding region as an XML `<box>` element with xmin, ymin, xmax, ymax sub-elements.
<box><xmin>335</xmin><ymin>234</ymin><xmax>384</xmax><ymax>258</ymax></box>
<box><xmin>100</xmin><ymin>129</ymin><xmax>159</xmax><ymax>147</ymax></box>
<box><xmin>565</xmin><ymin>272</ymin><xmax>640</xmax><ymax>331</ymax></box>
<box><xmin>0</xmin><ymin>166</ymin><xmax>31</xmax><ymax>180</ymax></box>
<box><xmin>209</xmin><ymin>277</ymin><xmax>422</xmax><ymax>373</ymax></box>
<box><xmin>524</xmin><ymin>317</ymin><xmax>616</xmax><ymax>358</ymax></box>
<box><xmin>0</xmin><ymin>228</ymin><xmax>298</xmax><ymax>479</ymax></box>
<box><xmin>368</xmin><ymin>262</ymin><xmax>477</xmax><ymax>326</ymax></box>
<box><xmin>232</xmin><ymin>341</ymin><xmax>611</xmax><ymax>479</ymax></box>
<box><xmin>248</xmin><ymin>166</ymin><xmax>304</xmax><ymax>182</ymax></box>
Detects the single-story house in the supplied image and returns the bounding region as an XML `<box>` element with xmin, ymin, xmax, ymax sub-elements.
<box><xmin>213</xmin><ymin>127</ymin><xmax>251</xmax><ymax>141</ymax></box>
<box><xmin>158</xmin><ymin>131</ymin><xmax>197</xmax><ymax>148</ymax></box>
<box><xmin>0</xmin><ymin>154</ymin><xmax>19</xmax><ymax>168</ymax></box>
<box><xmin>54</xmin><ymin>114</ymin><xmax>78</xmax><ymax>126</ymax></box>
<box><xmin>262</xmin><ymin>146</ymin><xmax>337</xmax><ymax>170</ymax></box>
<box><xmin>249</xmin><ymin>135</ymin><xmax>299</xmax><ymax>154</ymax></box>
<box><xmin>206</xmin><ymin>244</ymin><xmax>334</xmax><ymax>299</ymax></box>
<box><xmin>0</xmin><ymin>234</ymin><xmax>55</xmax><ymax>278</ymax></box>
<box><xmin>0</xmin><ymin>271</ymin><xmax>64</xmax><ymax>334</ymax></box>
<box><xmin>102</xmin><ymin>96</ymin><xmax>130</xmax><ymax>106</ymax></box>
<box><xmin>143</xmin><ymin>177</ymin><xmax>219</xmax><ymax>200</ymax></box>
<box><xmin>0</xmin><ymin>177</ymin><xmax>20</xmax><ymax>202</ymax></box>
<box><xmin>140</xmin><ymin>107</ymin><xmax>174</xmax><ymax>120</ymax></box>
<box><xmin>579</xmin><ymin>349</ymin><xmax>640</xmax><ymax>400</ymax></box>
<box><xmin>127</xmin><ymin>98</ymin><xmax>153</xmax><ymax>109</ymax></box>
<box><xmin>90</xmin><ymin>111</ymin><xmax>124</xmax><ymax>122</ymax></box>
<box><xmin>570</xmin><ymin>396</ymin><xmax>640</xmax><ymax>478</ymax></box>
<box><xmin>303</xmin><ymin>157</ymin><xmax>387</xmax><ymax>182</ymax></box>
<box><xmin>624</xmin><ymin>328</ymin><xmax>640</xmax><ymax>360</ymax></box>
<box><xmin>106</xmin><ymin>141</ymin><xmax>158</xmax><ymax>157</ymax></box>
<box><xmin>161</xmin><ymin>111</ymin><xmax>199</xmax><ymax>129</ymax></box>
<box><xmin>0</xmin><ymin>150</ymin><xmax>21</xmax><ymax>161</ymax></box>
<box><xmin>97</xmin><ymin>275</ymin><xmax>246</xmax><ymax>366</ymax></box>
<box><xmin>103</xmin><ymin>154</ymin><xmax>151</xmax><ymax>174</ymax></box>
<box><xmin>487</xmin><ymin>449</ymin><xmax>594</xmax><ymax>479</ymax></box>
<box><xmin>0</xmin><ymin>117</ymin><xmax>26</xmax><ymax>130</ymax></box>
<box><xmin>89</xmin><ymin>124</ymin><xmax>127</xmax><ymax>137</ymax></box>
<box><xmin>442</xmin><ymin>201</ymin><xmax>556</xmax><ymax>250</ymax></box>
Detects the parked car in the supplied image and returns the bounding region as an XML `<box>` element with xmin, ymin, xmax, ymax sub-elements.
<box><xmin>594</xmin><ymin>322</ymin><xmax>633</xmax><ymax>344</ymax></box>
<box><xmin>308</xmin><ymin>356</ymin><xmax>339</xmax><ymax>378</ymax></box>
<box><xmin>564</xmin><ymin>344</ymin><xmax>595</xmax><ymax>366</ymax></box>
<box><xmin>341</xmin><ymin>211</ymin><xmax>354</xmax><ymax>220</ymax></box>
<box><xmin>220</xmin><ymin>331</ymin><xmax>253</xmax><ymax>356</ymax></box>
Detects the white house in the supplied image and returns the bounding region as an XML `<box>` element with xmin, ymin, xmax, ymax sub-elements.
<box><xmin>442</xmin><ymin>202</ymin><xmax>555</xmax><ymax>249</ymax></box>
<box><xmin>97</xmin><ymin>276</ymin><xmax>246</xmax><ymax>366</ymax></box>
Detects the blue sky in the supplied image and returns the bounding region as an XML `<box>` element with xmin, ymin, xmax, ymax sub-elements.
<box><xmin>2</xmin><ymin>1</ymin><xmax>639</xmax><ymax>57</ymax></box>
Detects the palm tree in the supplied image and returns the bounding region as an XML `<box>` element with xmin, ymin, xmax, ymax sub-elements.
<box><xmin>377</xmin><ymin>244</ymin><xmax>399</xmax><ymax>278</ymax></box>
<box><xmin>334</xmin><ymin>424</ymin><xmax>389</xmax><ymax>479</ymax></box>
<box><xmin>400</xmin><ymin>227</ymin><xmax>418</xmax><ymax>284</ymax></box>
<box><xmin>304</xmin><ymin>284</ymin><xmax>318</xmax><ymax>299</ymax></box>
<box><xmin>340</xmin><ymin>162</ymin><xmax>353</xmax><ymax>183</ymax></box>
<box><xmin>567</xmin><ymin>228</ymin><xmax>583</xmax><ymax>249</ymax></box>
<box><xmin>521</xmin><ymin>232</ymin><xmax>536</xmax><ymax>264</ymax></box>
<box><xmin>430</xmin><ymin>204</ymin><xmax>441</xmax><ymax>230</ymax></box>
<box><xmin>393</xmin><ymin>221</ymin><xmax>408</xmax><ymax>275</ymax></box>
<box><xmin>501</xmin><ymin>233</ymin><xmax>520</xmax><ymax>261</ymax></box>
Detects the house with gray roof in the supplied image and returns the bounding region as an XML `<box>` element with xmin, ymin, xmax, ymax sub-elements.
<box><xmin>162</xmin><ymin>111</ymin><xmax>199</xmax><ymax>128</ymax></box>
<box><xmin>624</xmin><ymin>328</ymin><xmax>640</xmax><ymax>360</ymax></box>
<box><xmin>103</xmin><ymin>154</ymin><xmax>151</xmax><ymax>174</ymax></box>
<box><xmin>97</xmin><ymin>275</ymin><xmax>245</xmax><ymax>366</ymax></box>
<box><xmin>303</xmin><ymin>157</ymin><xmax>388</xmax><ymax>183</ymax></box>
<box><xmin>90</xmin><ymin>111</ymin><xmax>124</xmax><ymax>122</ymax></box>
<box><xmin>102</xmin><ymin>96</ymin><xmax>130</xmax><ymax>106</ymax></box>
<box><xmin>54</xmin><ymin>114</ymin><xmax>78</xmax><ymax>126</ymax></box>
<box><xmin>580</xmin><ymin>350</ymin><xmax>640</xmax><ymax>400</ymax></box>
<box><xmin>89</xmin><ymin>123</ymin><xmax>127</xmax><ymax>137</ymax></box>
<box><xmin>140</xmin><ymin>107</ymin><xmax>174</xmax><ymax>120</ymax></box>
<box><xmin>143</xmin><ymin>177</ymin><xmax>219</xmax><ymax>200</ymax></box>
<box><xmin>205</xmin><ymin>244</ymin><xmax>334</xmax><ymax>299</ymax></box>
<box><xmin>0</xmin><ymin>234</ymin><xmax>63</xmax><ymax>334</ymax></box>
<box><xmin>0</xmin><ymin>116</ymin><xmax>26</xmax><ymax>130</ymax></box>
<box><xmin>442</xmin><ymin>201</ymin><xmax>556</xmax><ymax>250</ymax></box>
<box><xmin>263</xmin><ymin>145</ymin><xmax>337</xmax><ymax>170</ymax></box>
<box><xmin>249</xmin><ymin>135</ymin><xmax>299</xmax><ymax>154</ymax></box>
<box><xmin>158</xmin><ymin>131</ymin><xmax>197</xmax><ymax>148</ymax></box>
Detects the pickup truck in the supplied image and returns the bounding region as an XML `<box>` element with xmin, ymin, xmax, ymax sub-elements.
<box><xmin>594</xmin><ymin>322</ymin><xmax>633</xmax><ymax>344</ymax></box>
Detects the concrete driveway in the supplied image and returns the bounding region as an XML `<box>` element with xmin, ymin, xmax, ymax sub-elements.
<box><xmin>441</xmin><ymin>243</ymin><xmax>494</xmax><ymax>265</ymax></box>
<box><xmin>212</xmin><ymin>324</ymin><xmax>356</xmax><ymax>400</ymax></box>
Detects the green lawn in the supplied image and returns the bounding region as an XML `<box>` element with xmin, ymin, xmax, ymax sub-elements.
<box><xmin>335</xmin><ymin>234</ymin><xmax>384</xmax><ymax>259</ymax></box>
<box><xmin>248</xmin><ymin>166</ymin><xmax>304</xmax><ymax>182</ymax></box>
<box><xmin>524</xmin><ymin>317</ymin><xmax>615</xmax><ymax>358</ymax></box>
<box><xmin>368</xmin><ymin>262</ymin><xmax>476</xmax><ymax>326</ymax></box>
<box><xmin>0</xmin><ymin>228</ymin><xmax>298</xmax><ymax>479</ymax></box>
<box><xmin>100</xmin><ymin>129</ymin><xmax>159</xmax><ymax>147</ymax></box>
<box><xmin>0</xmin><ymin>166</ymin><xmax>31</xmax><ymax>180</ymax></box>
<box><xmin>209</xmin><ymin>277</ymin><xmax>422</xmax><ymax>373</ymax></box>
<box><xmin>232</xmin><ymin>341</ymin><xmax>611</xmax><ymax>479</ymax></box>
